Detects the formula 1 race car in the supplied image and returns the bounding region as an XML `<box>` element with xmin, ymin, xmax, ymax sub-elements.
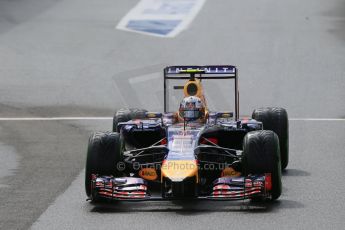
<box><xmin>85</xmin><ymin>65</ymin><xmax>289</xmax><ymax>202</ymax></box>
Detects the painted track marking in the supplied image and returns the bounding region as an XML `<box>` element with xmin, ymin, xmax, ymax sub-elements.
<box><xmin>116</xmin><ymin>0</ymin><xmax>206</xmax><ymax>37</ymax></box>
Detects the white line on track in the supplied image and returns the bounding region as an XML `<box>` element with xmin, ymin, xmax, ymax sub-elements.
<box><xmin>0</xmin><ymin>117</ymin><xmax>344</xmax><ymax>121</ymax></box>
<box><xmin>289</xmin><ymin>118</ymin><xmax>345</xmax><ymax>121</ymax></box>
<box><xmin>0</xmin><ymin>117</ymin><xmax>113</xmax><ymax>121</ymax></box>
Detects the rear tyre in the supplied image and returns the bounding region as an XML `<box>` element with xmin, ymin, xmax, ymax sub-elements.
<box><xmin>252</xmin><ymin>107</ymin><xmax>289</xmax><ymax>169</ymax></box>
<box><xmin>112</xmin><ymin>108</ymin><xmax>147</xmax><ymax>132</ymax></box>
<box><xmin>242</xmin><ymin>130</ymin><xmax>282</xmax><ymax>200</ymax></box>
<box><xmin>85</xmin><ymin>132</ymin><xmax>124</xmax><ymax>198</ymax></box>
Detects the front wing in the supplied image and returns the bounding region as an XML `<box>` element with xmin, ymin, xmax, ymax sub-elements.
<box><xmin>89</xmin><ymin>174</ymin><xmax>272</xmax><ymax>201</ymax></box>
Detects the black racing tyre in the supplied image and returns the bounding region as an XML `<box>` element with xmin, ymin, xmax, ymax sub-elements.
<box><xmin>112</xmin><ymin>108</ymin><xmax>148</xmax><ymax>132</ymax></box>
<box><xmin>252</xmin><ymin>107</ymin><xmax>289</xmax><ymax>170</ymax></box>
<box><xmin>242</xmin><ymin>130</ymin><xmax>282</xmax><ymax>200</ymax></box>
<box><xmin>85</xmin><ymin>131</ymin><xmax>124</xmax><ymax>197</ymax></box>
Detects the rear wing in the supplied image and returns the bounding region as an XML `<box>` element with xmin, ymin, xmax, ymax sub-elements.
<box><xmin>164</xmin><ymin>65</ymin><xmax>236</xmax><ymax>78</ymax></box>
<box><xmin>163</xmin><ymin>65</ymin><xmax>239</xmax><ymax>120</ymax></box>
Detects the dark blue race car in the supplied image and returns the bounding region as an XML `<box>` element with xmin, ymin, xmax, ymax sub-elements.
<box><xmin>85</xmin><ymin>65</ymin><xmax>289</xmax><ymax>202</ymax></box>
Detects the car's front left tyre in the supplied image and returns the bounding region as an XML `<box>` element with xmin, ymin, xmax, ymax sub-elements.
<box><xmin>242</xmin><ymin>130</ymin><xmax>282</xmax><ymax>200</ymax></box>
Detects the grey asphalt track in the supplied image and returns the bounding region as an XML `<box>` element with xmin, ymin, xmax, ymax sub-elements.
<box><xmin>0</xmin><ymin>0</ymin><xmax>344</xmax><ymax>229</ymax></box>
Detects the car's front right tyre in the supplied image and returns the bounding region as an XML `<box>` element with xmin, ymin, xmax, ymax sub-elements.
<box><xmin>85</xmin><ymin>131</ymin><xmax>123</xmax><ymax>199</ymax></box>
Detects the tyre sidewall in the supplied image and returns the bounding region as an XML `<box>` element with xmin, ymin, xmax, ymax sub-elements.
<box><xmin>242</xmin><ymin>130</ymin><xmax>282</xmax><ymax>200</ymax></box>
<box><xmin>85</xmin><ymin>132</ymin><xmax>123</xmax><ymax>197</ymax></box>
<box><xmin>252</xmin><ymin>107</ymin><xmax>289</xmax><ymax>169</ymax></box>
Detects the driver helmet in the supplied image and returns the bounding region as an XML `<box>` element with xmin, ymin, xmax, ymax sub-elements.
<box><xmin>179</xmin><ymin>96</ymin><xmax>205</xmax><ymax>121</ymax></box>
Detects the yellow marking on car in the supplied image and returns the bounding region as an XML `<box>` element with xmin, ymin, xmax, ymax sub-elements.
<box><xmin>146</xmin><ymin>113</ymin><xmax>157</xmax><ymax>118</ymax></box>
<box><xmin>179</xmin><ymin>69</ymin><xmax>205</xmax><ymax>73</ymax></box>
<box><xmin>161</xmin><ymin>160</ymin><xmax>198</xmax><ymax>182</ymax></box>
<box><xmin>221</xmin><ymin>113</ymin><xmax>232</xmax><ymax>118</ymax></box>
<box><xmin>221</xmin><ymin>167</ymin><xmax>241</xmax><ymax>177</ymax></box>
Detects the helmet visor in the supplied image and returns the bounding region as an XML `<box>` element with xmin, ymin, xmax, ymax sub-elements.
<box><xmin>182</xmin><ymin>109</ymin><xmax>200</xmax><ymax>120</ymax></box>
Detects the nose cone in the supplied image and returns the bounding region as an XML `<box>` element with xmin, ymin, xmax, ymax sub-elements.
<box><xmin>161</xmin><ymin>160</ymin><xmax>198</xmax><ymax>182</ymax></box>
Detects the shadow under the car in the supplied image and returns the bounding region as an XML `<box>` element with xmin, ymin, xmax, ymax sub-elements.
<box><xmin>89</xmin><ymin>198</ymin><xmax>304</xmax><ymax>214</ymax></box>
<box><xmin>282</xmin><ymin>168</ymin><xmax>311</xmax><ymax>177</ymax></box>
